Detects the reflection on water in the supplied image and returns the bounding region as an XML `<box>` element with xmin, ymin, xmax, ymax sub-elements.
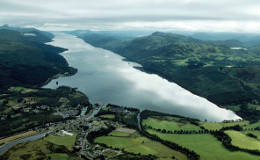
<box><xmin>44</xmin><ymin>33</ymin><xmax>241</xmax><ymax>122</ymax></box>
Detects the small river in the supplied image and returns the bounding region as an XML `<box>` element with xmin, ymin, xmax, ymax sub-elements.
<box><xmin>44</xmin><ymin>33</ymin><xmax>241</xmax><ymax>122</ymax></box>
<box><xmin>0</xmin><ymin>132</ymin><xmax>49</xmax><ymax>155</ymax></box>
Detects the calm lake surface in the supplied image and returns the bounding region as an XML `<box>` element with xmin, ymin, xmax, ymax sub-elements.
<box><xmin>44</xmin><ymin>33</ymin><xmax>241</xmax><ymax>122</ymax></box>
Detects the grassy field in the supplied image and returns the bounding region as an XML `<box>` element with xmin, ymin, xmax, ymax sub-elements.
<box><xmin>142</xmin><ymin>116</ymin><xmax>201</xmax><ymax>131</ymax></box>
<box><xmin>44</xmin><ymin>134</ymin><xmax>77</xmax><ymax>150</ymax></box>
<box><xmin>0</xmin><ymin>140</ymin><xmax>51</xmax><ymax>160</ymax></box>
<box><xmin>99</xmin><ymin>114</ymin><xmax>115</xmax><ymax>120</ymax></box>
<box><xmin>200</xmin><ymin>121</ymin><xmax>249</xmax><ymax>130</ymax></box>
<box><xmin>147</xmin><ymin>129</ymin><xmax>260</xmax><ymax>160</ymax></box>
<box><xmin>0</xmin><ymin>138</ymin><xmax>82</xmax><ymax>160</ymax></box>
<box><xmin>0</xmin><ymin>131</ymin><xmax>37</xmax><ymax>147</ymax></box>
<box><xmin>243</xmin><ymin>131</ymin><xmax>260</xmax><ymax>140</ymax></box>
<box><xmin>47</xmin><ymin>153</ymin><xmax>82</xmax><ymax>160</ymax></box>
<box><xmin>225</xmin><ymin>130</ymin><xmax>260</xmax><ymax>151</ymax></box>
<box><xmin>94</xmin><ymin>128</ymin><xmax>187</xmax><ymax>160</ymax></box>
<box><xmin>47</xmin><ymin>153</ymin><xmax>69</xmax><ymax>160</ymax></box>
<box><xmin>108</xmin><ymin>131</ymin><xmax>131</xmax><ymax>137</ymax></box>
<box><xmin>244</xmin><ymin>121</ymin><xmax>260</xmax><ymax>129</ymax></box>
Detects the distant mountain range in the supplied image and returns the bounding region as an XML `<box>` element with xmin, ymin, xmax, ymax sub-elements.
<box><xmin>0</xmin><ymin>25</ymin><xmax>54</xmax><ymax>43</ymax></box>
<box><xmin>190</xmin><ymin>32</ymin><xmax>260</xmax><ymax>47</ymax></box>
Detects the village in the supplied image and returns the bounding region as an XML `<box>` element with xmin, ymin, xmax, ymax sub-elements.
<box><xmin>32</xmin><ymin>104</ymin><xmax>139</xmax><ymax>159</ymax></box>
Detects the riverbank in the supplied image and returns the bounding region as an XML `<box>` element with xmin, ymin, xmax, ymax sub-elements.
<box><xmin>0</xmin><ymin>131</ymin><xmax>37</xmax><ymax>148</ymax></box>
<box><xmin>0</xmin><ymin>131</ymin><xmax>50</xmax><ymax>155</ymax></box>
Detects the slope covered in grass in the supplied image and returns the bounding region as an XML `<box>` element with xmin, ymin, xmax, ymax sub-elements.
<box><xmin>225</xmin><ymin>130</ymin><xmax>260</xmax><ymax>151</ymax></box>
<box><xmin>74</xmin><ymin>30</ymin><xmax>260</xmax><ymax>122</ymax></box>
<box><xmin>142</xmin><ymin>116</ymin><xmax>201</xmax><ymax>131</ymax></box>
<box><xmin>147</xmin><ymin>129</ymin><xmax>260</xmax><ymax>160</ymax></box>
<box><xmin>95</xmin><ymin>129</ymin><xmax>187</xmax><ymax>160</ymax></box>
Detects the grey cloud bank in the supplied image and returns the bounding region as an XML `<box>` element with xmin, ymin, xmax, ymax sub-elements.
<box><xmin>1</xmin><ymin>0</ymin><xmax>260</xmax><ymax>32</ymax></box>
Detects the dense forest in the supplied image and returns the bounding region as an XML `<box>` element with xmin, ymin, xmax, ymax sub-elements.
<box><xmin>0</xmin><ymin>26</ymin><xmax>76</xmax><ymax>90</ymax></box>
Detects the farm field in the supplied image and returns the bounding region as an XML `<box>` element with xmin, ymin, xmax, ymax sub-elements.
<box><xmin>94</xmin><ymin>128</ymin><xmax>187</xmax><ymax>160</ymax></box>
<box><xmin>244</xmin><ymin>121</ymin><xmax>260</xmax><ymax>129</ymax></box>
<box><xmin>147</xmin><ymin>129</ymin><xmax>260</xmax><ymax>160</ymax></box>
<box><xmin>243</xmin><ymin>131</ymin><xmax>260</xmax><ymax>140</ymax></box>
<box><xmin>47</xmin><ymin>153</ymin><xmax>69</xmax><ymax>160</ymax></box>
<box><xmin>99</xmin><ymin>114</ymin><xmax>115</xmax><ymax>120</ymax></box>
<box><xmin>44</xmin><ymin>134</ymin><xmax>77</xmax><ymax>150</ymax></box>
<box><xmin>199</xmin><ymin>121</ymin><xmax>249</xmax><ymax>130</ymax></box>
<box><xmin>142</xmin><ymin>116</ymin><xmax>201</xmax><ymax>131</ymax></box>
<box><xmin>225</xmin><ymin>130</ymin><xmax>260</xmax><ymax>151</ymax></box>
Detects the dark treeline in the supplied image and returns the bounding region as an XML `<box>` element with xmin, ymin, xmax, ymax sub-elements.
<box><xmin>140</xmin><ymin>125</ymin><xmax>200</xmax><ymax>160</ymax></box>
<box><xmin>99</xmin><ymin>104</ymin><xmax>140</xmax><ymax>129</ymax></box>
<box><xmin>144</xmin><ymin>125</ymin><xmax>217</xmax><ymax>135</ymax></box>
<box><xmin>0</xmin><ymin>111</ymin><xmax>63</xmax><ymax>137</ymax></box>
<box><xmin>211</xmin><ymin>125</ymin><xmax>260</xmax><ymax>156</ymax></box>
<box><xmin>87</xmin><ymin>126</ymin><xmax>115</xmax><ymax>143</ymax></box>
<box><xmin>141</xmin><ymin>110</ymin><xmax>200</xmax><ymax>123</ymax></box>
<box><xmin>139</xmin><ymin>111</ymin><xmax>200</xmax><ymax>160</ymax></box>
<box><xmin>106</xmin><ymin>104</ymin><xmax>140</xmax><ymax>112</ymax></box>
<box><xmin>212</xmin><ymin>131</ymin><xmax>260</xmax><ymax>156</ymax></box>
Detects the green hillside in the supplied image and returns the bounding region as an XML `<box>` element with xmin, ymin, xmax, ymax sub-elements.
<box><xmin>74</xmin><ymin>31</ymin><xmax>260</xmax><ymax>122</ymax></box>
<box><xmin>0</xmin><ymin>29</ymin><xmax>76</xmax><ymax>90</ymax></box>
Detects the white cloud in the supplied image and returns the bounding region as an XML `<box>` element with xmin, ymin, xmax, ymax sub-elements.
<box><xmin>1</xmin><ymin>0</ymin><xmax>260</xmax><ymax>32</ymax></box>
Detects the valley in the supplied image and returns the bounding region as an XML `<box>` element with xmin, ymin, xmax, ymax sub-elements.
<box><xmin>0</xmin><ymin>27</ymin><xmax>260</xmax><ymax>160</ymax></box>
<box><xmin>72</xmin><ymin>31</ymin><xmax>260</xmax><ymax>122</ymax></box>
<box><xmin>1</xmin><ymin>104</ymin><xmax>260</xmax><ymax>160</ymax></box>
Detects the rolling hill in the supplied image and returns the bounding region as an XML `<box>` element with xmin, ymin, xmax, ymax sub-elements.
<box><xmin>72</xmin><ymin>31</ymin><xmax>260</xmax><ymax>122</ymax></box>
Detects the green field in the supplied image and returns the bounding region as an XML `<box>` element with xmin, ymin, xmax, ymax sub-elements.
<box><xmin>243</xmin><ymin>131</ymin><xmax>260</xmax><ymax>140</ymax></box>
<box><xmin>108</xmin><ymin>131</ymin><xmax>131</xmax><ymax>137</ymax></box>
<box><xmin>99</xmin><ymin>114</ymin><xmax>115</xmax><ymax>119</ymax></box>
<box><xmin>142</xmin><ymin>116</ymin><xmax>201</xmax><ymax>131</ymax></box>
<box><xmin>0</xmin><ymin>138</ymin><xmax>82</xmax><ymax>160</ymax></box>
<box><xmin>45</xmin><ymin>134</ymin><xmax>77</xmax><ymax>150</ymax></box>
<box><xmin>200</xmin><ymin>121</ymin><xmax>249</xmax><ymax>130</ymax></box>
<box><xmin>244</xmin><ymin>121</ymin><xmax>260</xmax><ymax>129</ymax></box>
<box><xmin>225</xmin><ymin>130</ymin><xmax>260</xmax><ymax>151</ymax></box>
<box><xmin>94</xmin><ymin>129</ymin><xmax>187</xmax><ymax>160</ymax></box>
<box><xmin>147</xmin><ymin>129</ymin><xmax>260</xmax><ymax>160</ymax></box>
<box><xmin>48</xmin><ymin>153</ymin><xmax>69</xmax><ymax>160</ymax></box>
<box><xmin>0</xmin><ymin>140</ymin><xmax>51</xmax><ymax>160</ymax></box>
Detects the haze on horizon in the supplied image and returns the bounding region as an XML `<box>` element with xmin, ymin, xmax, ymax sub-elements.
<box><xmin>1</xmin><ymin>0</ymin><xmax>260</xmax><ymax>33</ymax></box>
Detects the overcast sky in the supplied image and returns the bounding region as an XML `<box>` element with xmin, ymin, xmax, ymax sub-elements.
<box><xmin>1</xmin><ymin>0</ymin><xmax>260</xmax><ymax>32</ymax></box>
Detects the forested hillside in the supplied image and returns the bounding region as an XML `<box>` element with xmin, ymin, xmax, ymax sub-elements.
<box><xmin>0</xmin><ymin>27</ymin><xmax>76</xmax><ymax>90</ymax></box>
<box><xmin>73</xmin><ymin>31</ymin><xmax>260</xmax><ymax>122</ymax></box>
